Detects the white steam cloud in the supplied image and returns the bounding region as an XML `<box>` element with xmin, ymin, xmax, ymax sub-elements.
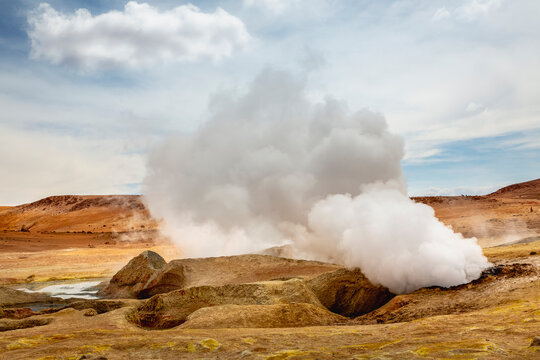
<box><xmin>144</xmin><ymin>69</ymin><xmax>490</xmax><ymax>294</ymax></box>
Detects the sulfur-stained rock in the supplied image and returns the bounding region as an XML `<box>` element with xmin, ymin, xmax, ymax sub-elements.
<box><xmin>98</xmin><ymin>250</ymin><xmax>166</xmax><ymax>298</ymax></box>
<box><xmin>180</xmin><ymin>303</ymin><xmax>348</xmax><ymax>329</ymax></box>
<box><xmin>129</xmin><ymin>278</ymin><xmax>323</xmax><ymax>329</ymax></box>
<box><xmin>307</xmin><ymin>268</ymin><xmax>394</xmax><ymax>317</ymax></box>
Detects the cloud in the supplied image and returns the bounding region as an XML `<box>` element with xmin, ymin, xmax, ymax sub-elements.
<box><xmin>27</xmin><ymin>2</ymin><xmax>250</xmax><ymax>70</ymax></box>
<box><xmin>0</xmin><ymin>124</ymin><xmax>145</xmax><ymax>205</ymax></box>
<box><xmin>465</xmin><ymin>102</ymin><xmax>484</xmax><ymax>113</ymax></box>
<box><xmin>432</xmin><ymin>7</ymin><xmax>451</xmax><ymax>21</ymax></box>
<box><xmin>432</xmin><ymin>0</ymin><xmax>503</xmax><ymax>22</ymax></box>
<box><xmin>456</xmin><ymin>0</ymin><xmax>503</xmax><ymax>22</ymax></box>
<box><xmin>244</xmin><ymin>0</ymin><xmax>301</xmax><ymax>14</ymax></box>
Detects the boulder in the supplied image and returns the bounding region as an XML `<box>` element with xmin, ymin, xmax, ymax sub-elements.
<box><xmin>98</xmin><ymin>251</ymin><xmax>166</xmax><ymax>298</ymax></box>
<box><xmin>180</xmin><ymin>303</ymin><xmax>348</xmax><ymax>329</ymax></box>
<box><xmin>307</xmin><ymin>268</ymin><xmax>394</xmax><ymax>317</ymax></box>
<box><xmin>136</xmin><ymin>261</ymin><xmax>187</xmax><ymax>298</ymax></box>
<box><xmin>129</xmin><ymin>278</ymin><xmax>323</xmax><ymax>329</ymax></box>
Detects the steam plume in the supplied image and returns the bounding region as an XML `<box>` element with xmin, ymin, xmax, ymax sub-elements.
<box><xmin>144</xmin><ymin>69</ymin><xmax>489</xmax><ymax>293</ymax></box>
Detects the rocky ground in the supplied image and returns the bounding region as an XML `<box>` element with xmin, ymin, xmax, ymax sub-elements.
<box><xmin>0</xmin><ymin>179</ymin><xmax>539</xmax><ymax>359</ymax></box>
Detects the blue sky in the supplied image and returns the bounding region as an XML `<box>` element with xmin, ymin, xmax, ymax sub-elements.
<box><xmin>0</xmin><ymin>0</ymin><xmax>538</xmax><ymax>204</ymax></box>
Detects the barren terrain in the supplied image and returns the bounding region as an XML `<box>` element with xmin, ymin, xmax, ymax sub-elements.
<box><xmin>0</xmin><ymin>179</ymin><xmax>539</xmax><ymax>359</ymax></box>
<box><xmin>413</xmin><ymin>178</ymin><xmax>540</xmax><ymax>247</ymax></box>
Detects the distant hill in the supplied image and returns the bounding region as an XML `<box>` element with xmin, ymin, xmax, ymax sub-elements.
<box><xmin>1</xmin><ymin>178</ymin><xmax>538</xmax><ymax>240</ymax></box>
<box><xmin>0</xmin><ymin>195</ymin><xmax>157</xmax><ymax>233</ymax></box>
<box><xmin>412</xmin><ymin>178</ymin><xmax>539</xmax><ymax>247</ymax></box>
<box><xmin>486</xmin><ymin>178</ymin><xmax>540</xmax><ymax>199</ymax></box>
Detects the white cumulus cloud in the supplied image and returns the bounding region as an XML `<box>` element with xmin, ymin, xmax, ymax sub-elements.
<box><xmin>27</xmin><ymin>2</ymin><xmax>250</xmax><ymax>70</ymax></box>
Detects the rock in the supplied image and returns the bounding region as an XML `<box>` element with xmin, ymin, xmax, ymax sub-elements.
<box><xmin>65</xmin><ymin>299</ymin><xmax>131</xmax><ymax>314</ymax></box>
<box><xmin>129</xmin><ymin>278</ymin><xmax>323</xmax><ymax>329</ymax></box>
<box><xmin>307</xmin><ymin>268</ymin><xmax>394</xmax><ymax>317</ymax></box>
<box><xmin>77</xmin><ymin>355</ymin><xmax>108</xmax><ymax>360</ymax></box>
<box><xmin>0</xmin><ymin>307</ymin><xmax>35</xmax><ymax>319</ymax></box>
<box><xmin>137</xmin><ymin>261</ymin><xmax>187</xmax><ymax>298</ymax></box>
<box><xmin>531</xmin><ymin>336</ymin><xmax>540</xmax><ymax>347</ymax></box>
<box><xmin>0</xmin><ymin>286</ymin><xmax>61</xmax><ymax>307</ymax></box>
<box><xmin>103</xmin><ymin>253</ymin><xmax>341</xmax><ymax>299</ymax></box>
<box><xmin>180</xmin><ymin>303</ymin><xmax>348</xmax><ymax>329</ymax></box>
<box><xmin>0</xmin><ymin>317</ymin><xmax>52</xmax><ymax>332</ymax></box>
<box><xmin>98</xmin><ymin>251</ymin><xmax>166</xmax><ymax>298</ymax></box>
<box><xmin>83</xmin><ymin>308</ymin><xmax>98</xmax><ymax>316</ymax></box>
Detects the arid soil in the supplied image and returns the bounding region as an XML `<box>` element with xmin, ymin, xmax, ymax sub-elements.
<box><xmin>0</xmin><ymin>179</ymin><xmax>539</xmax><ymax>359</ymax></box>
<box><xmin>413</xmin><ymin>178</ymin><xmax>540</xmax><ymax>247</ymax></box>
<box><xmin>0</xmin><ymin>241</ymin><xmax>538</xmax><ymax>359</ymax></box>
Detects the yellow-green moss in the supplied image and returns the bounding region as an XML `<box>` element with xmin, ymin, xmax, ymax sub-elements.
<box><xmin>242</xmin><ymin>337</ymin><xmax>257</xmax><ymax>344</ymax></box>
<box><xmin>342</xmin><ymin>339</ymin><xmax>403</xmax><ymax>351</ymax></box>
<box><xmin>151</xmin><ymin>342</ymin><xmax>176</xmax><ymax>349</ymax></box>
<box><xmin>265</xmin><ymin>349</ymin><xmax>313</xmax><ymax>360</ymax></box>
<box><xmin>186</xmin><ymin>343</ymin><xmax>197</xmax><ymax>353</ymax></box>
<box><xmin>415</xmin><ymin>340</ymin><xmax>499</xmax><ymax>358</ymax></box>
<box><xmin>6</xmin><ymin>334</ymin><xmax>75</xmax><ymax>350</ymax></box>
<box><xmin>78</xmin><ymin>344</ymin><xmax>111</xmax><ymax>353</ymax></box>
<box><xmin>201</xmin><ymin>338</ymin><xmax>221</xmax><ymax>351</ymax></box>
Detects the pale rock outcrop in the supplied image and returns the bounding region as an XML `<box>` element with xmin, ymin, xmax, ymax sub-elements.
<box><xmin>129</xmin><ymin>278</ymin><xmax>323</xmax><ymax>329</ymax></box>
<box><xmin>180</xmin><ymin>303</ymin><xmax>348</xmax><ymax>329</ymax></box>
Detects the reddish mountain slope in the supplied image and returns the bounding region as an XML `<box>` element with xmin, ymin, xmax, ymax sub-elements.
<box><xmin>0</xmin><ymin>195</ymin><xmax>157</xmax><ymax>233</ymax></box>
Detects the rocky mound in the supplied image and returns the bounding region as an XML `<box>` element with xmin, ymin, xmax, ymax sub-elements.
<box><xmin>63</xmin><ymin>299</ymin><xmax>135</xmax><ymax>314</ymax></box>
<box><xmin>129</xmin><ymin>278</ymin><xmax>323</xmax><ymax>329</ymax></box>
<box><xmin>99</xmin><ymin>251</ymin><xmax>167</xmax><ymax>298</ymax></box>
<box><xmin>0</xmin><ymin>317</ymin><xmax>52</xmax><ymax>332</ymax></box>
<box><xmin>180</xmin><ymin>303</ymin><xmax>348</xmax><ymax>329</ymax></box>
<box><xmin>307</xmin><ymin>268</ymin><xmax>394</xmax><ymax>317</ymax></box>
<box><xmin>0</xmin><ymin>286</ymin><xmax>61</xmax><ymax>307</ymax></box>
<box><xmin>101</xmin><ymin>252</ymin><xmax>341</xmax><ymax>299</ymax></box>
<box><xmin>354</xmin><ymin>262</ymin><xmax>539</xmax><ymax>325</ymax></box>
